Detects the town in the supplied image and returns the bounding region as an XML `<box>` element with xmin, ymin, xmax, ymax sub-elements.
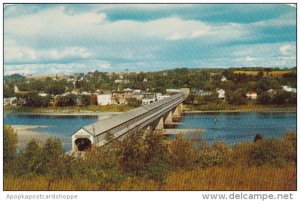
<box><xmin>3</xmin><ymin>67</ymin><xmax>297</xmax><ymax>111</ymax></box>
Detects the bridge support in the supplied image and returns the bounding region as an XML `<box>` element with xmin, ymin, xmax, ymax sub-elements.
<box><xmin>165</xmin><ymin>111</ymin><xmax>173</xmax><ymax>124</ymax></box>
<box><xmin>173</xmin><ymin>103</ymin><xmax>183</xmax><ymax>118</ymax></box>
<box><xmin>155</xmin><ymin>117</ymin><xmax>164</xmax><ymax>131</ymax></box>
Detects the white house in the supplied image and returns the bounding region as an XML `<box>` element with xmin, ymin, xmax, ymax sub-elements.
<box><xmin>38</xmin><ymin>93</ymin><xmax>48</xmax><ymax>97</ymax></box>
<box><xmin>282</xmin><ymin>86</ymin><xmax>297</xmax><ymax>93</ymax></box>
<box><xmin>4</xmin><ymin>97</ymin><xmax>17</xmax><ymax>106</ymax></box>
<box><xmin>142</xmin><ymin>93</ymin><xmax>156</xmax><ymax>104</ymax></box>
<box><xmin>14</xmin><ymin>85</ymin><xmax>19</xmax><ymax>93</ymax></box>
<box><xmin>245</xmin><ymin>91</ymin><xmax>257</xmax><ymax>100</ymax></box>
<box><xmin>217</xmin><ymin>89</ymin><xmax>225</xmax><ymax>99</ymax></box>
<box><xmin>97</xmin><ymin>94</ymin><xmax>112</xmax><ymax>105</ymax></box>
<box><xmin>221</xmin><ymin>76</ymin><xmax>227</xmax><ymax>82</ymax></box>
<box><xmin>157</xmin><ymin>95</ymin><xmax>170</xmax><ymax>101</ymax></box>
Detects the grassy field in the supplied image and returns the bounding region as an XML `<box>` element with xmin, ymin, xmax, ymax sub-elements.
<box><xmin>4</xmin><ymin>164</ymin><xmax>296</xmax><ymax>190</ymax></box>
<box><xmin>234</xmin><ymin>70</ymin><xmax>291</xmax><ymax>77</ymax></box>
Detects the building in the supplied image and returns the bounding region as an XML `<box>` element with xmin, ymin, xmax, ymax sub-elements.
<box><xmin>221</xmin><ymin>76</ymin><xmax>227</xmax><ymax>82</ymax></box>
<box><xmin>267</xmin><ymin>89</ymin><xmax>277</xmax><ymax>97</ymax></box>
<box><xmin>180</xmin><ymin>88</ymin><xmax>190</xmax><ymax>97</ymax></box>
<box><xmin>14</xmin><ymin>85</ymin><xmax>19</xmax><ymax>93</ymax></box>
<box><xmin>157</xmin><ymin>94</ymin><xmax>170</xmax><ymax>101</ymax></box>
<box><xmin>38</xmin><ymin>93</ymin><xmax>48</xmax><ymax>97</ymax></box>
<box><xmin>112</xmin><ymin>90</ymin><xmax>133</xmax><ymax>104</ymax></box>
<box><xmin>97</xmin><ymin>94</ymin><xmax>112</xmax><ymax>105</ymax></box>
<box><xmin>217</xmin><ymin>89</ymin><xmax>225</xmax><ymax>99</ymax></box>
<box><xmin>4</xmin><ymin>97</ymin><xmax>17</xmax><ymax>106</ymax></box>
<box><xmin>282</xmin><ymin>86</ymin><xmax>297</xmax><ymax>93</ymax></box>
<box><xmin>142</xmin><ymin>93</ymin><xmax>156</xmax><ymax>104</ymax></box>
<box><xmin>197</xmin><ymin>90</ymin><xmax>213</xmax><ymax>96</ymax></box>
<box><xmin>166</xmin><ymin>89</ymin><xmax>181</xmax><ymax>95</ymax></box>
<box><xmin>246</xmin><ymin>91</ymin><xmax>257</xmax><ymax>100</ymax></box>
<box><xmin>132</xmin><ymin>90</ymin><xmax>143</xmax><ymax>100</ymax></box>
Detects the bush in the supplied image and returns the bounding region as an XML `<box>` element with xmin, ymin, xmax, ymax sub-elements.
<box><xmin>4</xmin><ymin>125</ymin><xmax>17</xmax><ymax>164</ymax></box>
<box><xmin>4</xmin><ymin>125</ymin><xmax>17</xmax><ymax>173</ymax></box>
<box><xmin>198</xmin><ymin>141</ymin><xmax>232</xmax><ymax>167</ymax></box>
<box><xmin>248</xmin><ymin>139</ymin><xmax>294</xmax><ymax>167</ymax></box>
<box><xmin>168</xmin><ymin>136</ymin><xmax>196</xmax><ymax>169</ymax></box>
<box><xmin>126</xmin><ymin>97</ymin><xmax>142</xmax><ymax>107</ymax></box>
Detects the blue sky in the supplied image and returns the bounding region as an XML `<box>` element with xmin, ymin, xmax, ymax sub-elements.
<box><xmin>4</xmin><ymin>4</ymin><xmax>296</xmax><ymax>75</ymax></box>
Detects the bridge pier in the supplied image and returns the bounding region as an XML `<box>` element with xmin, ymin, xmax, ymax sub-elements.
<box><xmin>173</xmin><ymin>103</ymin><xmax>183</xmax><ymax>118</ymax></box>
<box><xmin>155</xmin><ymin>117</ymin><xmax>164</xmax><ymax>131</ymax></box>
<box><xmin>165</xmin><ymin>111</ymin><xmax>173</xmax><ymax>124</ymax></box>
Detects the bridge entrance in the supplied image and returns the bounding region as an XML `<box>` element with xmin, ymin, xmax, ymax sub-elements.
<box><xmin>75</xmin><ymin>138</ymin><xmax>92</xmax><ymax>151</ymax></box>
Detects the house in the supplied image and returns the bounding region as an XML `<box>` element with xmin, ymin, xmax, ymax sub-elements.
<box><xmin>112</xmin><ymin>90</ymin><xmax>133</xmax><ymax>104</ymax></box>
<box><xmin>142</xmin><ymin>93</ymin><xmax>156</xmax><ymax>104</ymax></box>
<box><xmin>246</xmin><ymin>91</ymin><xmax>257</xmax><ymax>100</ymax></box>
<box><xmin>166</xmin><ymin>89</ymin><xmax>181</xmax><ymax>95</ymax></box>
<box><xmin>282</xmin><ymin>86</ymin><xmax>297</xmax><ymax>93</ymax></box>
<box><xmin>132</xmin><ymin>90</ymin><xmax>143</xmax><ymax>100</ymax></box>
<box><xmin>14</xmin><ymin>85</ymin><xmax>19</xmax><ymax>93</ymax></box>
<box><xmin>180</xmin><ymin>88</ymin><xmax>190</xmax><ymax>97</ymax></box>
<box><xmin>157</xmin><ymin>94</ymin><xmax>170</xmax><ymax>101</ymax></box>
<box><xmin>267</xmin><ymin>89</ymin><xmax>277</xmax><ymax>97</ymax></box>
<box><xmin>38</xmin><ymin>93</ymin><xmax>48</xmax><ymax>97</ymax></box>
<box><xmin>217</xmin><ymin>89</ymin><xmax>225</xmax><ymax>99</ymax></box>
<box><xmin>97</xmin><ymin>94</ymin><xmax>112</xmax><ymax>105</ymax></box>
<box><xmin>197</xmin><ymin>90</ymin><xmax>213</xmax><ymax>96</ymax></box>
<box><xmin>4</xmin><ymin>97</ymin><xmax>17</xmax><ymax>106</ymax></box>
<box><xmin>81</xmin><ymin>91</ymin><xmax>92</xmax><ymax>96</ymax></box>
<box><xmin>221</xmin><ymin>76</ymin><xmax>227</xmax><ymax>82</ymax></box>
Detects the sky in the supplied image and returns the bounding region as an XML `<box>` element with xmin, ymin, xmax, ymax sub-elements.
<box><xmin>4</xmin><ymin>4</ymin><xmax>296</xmax><ymax>75</ymax></box>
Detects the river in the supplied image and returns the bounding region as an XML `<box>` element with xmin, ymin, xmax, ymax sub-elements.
<box><xmin>4</xmin><ymin>111</ymin><xmax>296</xmax><ymax>151</ymax></box>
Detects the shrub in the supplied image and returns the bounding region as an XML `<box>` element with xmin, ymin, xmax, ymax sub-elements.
<box><xmin>4</xmin><ymin>125</ymin><xmax>17</xmax><ymax>164</ymax></box>
<box><xmin>198</xmin><ymin>141</ymin><xmax>232</xmax><ymax>167</ymax></box>
<box><xmin>168</xmin><ymin>136</ymin><xmax>196</xmax><ymax>169</ymax></box>
<box><xmin>248</xmin><ymin>139</ymin><xmax>294</xmax><ymax>167</ymax></box>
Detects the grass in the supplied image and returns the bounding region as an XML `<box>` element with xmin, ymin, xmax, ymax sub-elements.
<box><xmin>4</xmin><ymin>164</ymin><xmax>296</xmax><ymax>190</ymax></box>
<box><xmin>5</xmin><ymin>104</ymin><xmax>133</xmax><ymax>114</ymax></box>
<box><xmin>234</xmin><ymin>70</ymin><xmax>291</xmax><ymax>77</ymax></box>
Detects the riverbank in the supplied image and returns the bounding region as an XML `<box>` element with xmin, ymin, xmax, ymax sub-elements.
<box><xmin>11</xmin><ymin>125</ymin><xmax>52</xmax><ymax>149</ymax></box>
<box><xmin>184</xmin><ymin>104</ymin><xmax>296</xmax><ymax>114</ymax></box>
<box><xmin>4</xmin><ymin>105</ymin><xmax>132</xmax><ymax>116</ymax></box>
<box><xmin>4</xmin><ymin>108</ymin><xmax>121</xmax><ymax>116</ymax></box>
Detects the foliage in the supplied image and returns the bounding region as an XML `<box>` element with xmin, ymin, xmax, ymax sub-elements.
<box><xmin>126</xmin><ymin>97</ymin><xmax>142</xmax><ymax>107</ymax></box>
<box><xmin>198</xmin><ymin>141</ymin><xmax>232</xmax><ymax>167</ymax></box>
<box><xmin>4</xmin><ymin>129</ymin><xmax>297</xmax><ymax>190</ymax></box>
<box><xmin>169</xmin><ymin>136</ymin><xmax>197</xmax><ymax>169</ymax></box>
<box><xmin>4</xmin><ymin>125</ymin><xmax>17</xmax><ymax>166</ymax></box>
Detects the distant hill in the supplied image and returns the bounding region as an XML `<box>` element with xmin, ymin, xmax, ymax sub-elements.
<box><xmin>4</xmin><ymin>74</ymin><xmax>26</xmax><ymax>82</ymax></box>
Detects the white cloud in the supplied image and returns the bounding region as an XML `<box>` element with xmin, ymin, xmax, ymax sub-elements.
<box><xmin>280</xmin><ymin>44</ymin><xmax>292</xmax><ymax>55</ymax></box>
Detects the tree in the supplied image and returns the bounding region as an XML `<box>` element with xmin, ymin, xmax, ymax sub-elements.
<box><xmin>40</xmin><ymin>138</ymin><xmax>66</xmax><ymax>189</ymax></box>
<box><xmin>4</xmin><ymin>125</ymin><xmax>17</xmax><ymax>164</ymax></box>
<box><xmin>257</xmin><ymin>92</ymin><xmax>272</xmax><ymax>105</ymax></box>
<box><xmin>20</xmin><ymin>140</ymin><xmax>43</xmax><ymax>175</ymax></box>
<box><xmin>126</xmin><ymin>97</ymin><xmax>142</xmax><ymax>107</ymax></box>
<box><xmin>227</xmin><ymin>90</ymin><xmax>246</xmax><ymax>105</ymax></box>
<box><xmin>80</xmin><ymin>95</ymin><xmax>91</xmax><ymax>106</ymax></box>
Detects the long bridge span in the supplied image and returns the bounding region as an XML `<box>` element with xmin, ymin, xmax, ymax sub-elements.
<box><xmin>71</xmin><ymin>92</ymin><xmax>186</xmax><ymax>152</ymax></box>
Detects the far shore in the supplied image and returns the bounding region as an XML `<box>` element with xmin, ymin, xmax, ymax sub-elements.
<box><xmin>4</xmin><ymin>109</ymin><xmax>121</xmax><ymax>116</ymax></box>
<box><xmin>184</xmin><ymin>107</ymin><xmax>297</xmax><ymax>114</ymax></box>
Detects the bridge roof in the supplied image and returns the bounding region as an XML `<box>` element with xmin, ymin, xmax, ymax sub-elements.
<box><xmin>80</xmin><ymin>93</ymin><xmax>184</xmax><ymax>137</ymax></box>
